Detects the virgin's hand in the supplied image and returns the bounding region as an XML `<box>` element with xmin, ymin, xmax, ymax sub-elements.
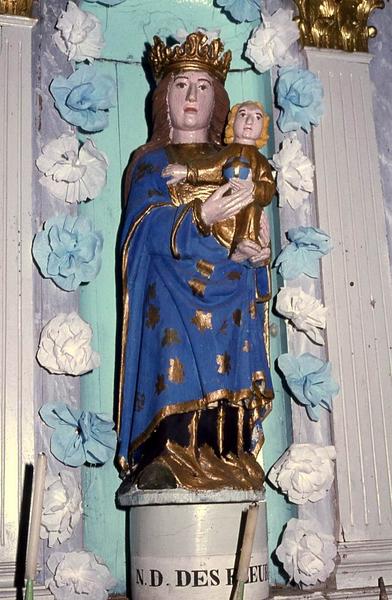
<box><xmin>162</xmin><ymin>164</ymin><xmax>187</xmax><ymax>185</ymax></box>
<box><xmin>231</xmin><ymin>240</ymin><xmax>271</xmax><ymax>267</ymax></box>
<box><xmin>201</xmin><ymin>183</ymin><xmax>254</xmax><ymax>226</ymax></box>
<box><xmin>259</xmin><ymin>211</ymin><xmax>270</xmax><ymax>247</ymax></box>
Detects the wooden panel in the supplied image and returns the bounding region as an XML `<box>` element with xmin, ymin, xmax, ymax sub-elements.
<box><xmin>79</xmin><ymin>0</ymin><xmax>293</xmax><ymax>589</ymax></box>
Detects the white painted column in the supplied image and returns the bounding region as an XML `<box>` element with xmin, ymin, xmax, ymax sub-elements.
<box><xmin>306</xmin><ymin>47</ymin><xmax>392</xmax><ymax>590</ymax></box>
<box><xmin>0</xmin><ymin>15</ymin><xmax>51</xmax><ymax>599</ymax></box>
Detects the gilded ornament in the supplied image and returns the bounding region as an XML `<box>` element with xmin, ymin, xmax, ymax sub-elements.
<box><xmin>146</xmin><ymin>305</ymin><xmax>160</xmax><ymax>329</ymax></box>
<box><xmin>161</xmin><ymin>328</ymin><xmax>181</xmax><ymax>347</ymax></box>
<box><xmin>196</xmin><ymin>259</ymin><xmax>215</xmax><ymax>279</ymax></box>
<box><xmin>149</xmin><ymin>31</ymin><xmax>232</xmax><ymax>83</ymax></box>
<box><xmin>0</xmin><ymin>0</ymin><xmax>32</xmax><ymax>16</ymax></box>
<box><xmin>216</xmin><ymin>352</ymin><xmax>231</xmax><ymax>374</ymax></box>
<box><xmin>188</xmin><ymin>278</ymin><xmax>207</xmax><ymax>297</ymax></box>
<box><xmin>157</xmin><ymin>442</ymin><xmax>265</xmax><ymax>490</ymax></box>
<box><xmin>148</xmin><ymin>283</ymin><xmax>156</xmax><ymax>300</ymax></box>
<box><xmin>292</xmin><ymin>0</ymin><xmax>385</xmax><ymax>52</ymax></box>
<box><xmin>192</xmin><ymin>309</ymin><xmax>213</xmax><ymax>331</ymax></box>
<box><xmin>249</xmin><ymin>300</ymin><xmax>257</xmax><ymax>319</ymax></box>
<box><xmin>168</xmin><ymin>358</ymin><xmax>185</xmax><ymax>384</ymax></box>
<box><xmin>135</xmin><ymin>393</ymin><xmax>145</xmax><ymax>412</ymax></box>
<box><xmin>242</xmin><ymin>340</ymin><xmax>251</xmax><ymax>352</ymax></box>
<box><xmin>155</xmin><ymin>374</ymin><xmax>166</xmax><ymax>395</ymax></box>
<box><xmin>227</xmin><ymin>270</ymin><xmax>242</xmax><ymax>280</ymax></box>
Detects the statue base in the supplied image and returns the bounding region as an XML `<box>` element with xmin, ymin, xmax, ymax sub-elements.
<box><xmin>117</xmin><ymin>486</ymin><xmax>269</xmax><ymax>599</ymax></box>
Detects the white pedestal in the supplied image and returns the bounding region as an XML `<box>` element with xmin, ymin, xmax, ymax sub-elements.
<box><xmin>121</xmin><ymin>489</ymin><xmax>268</xmax><ymax>600</ymax></box>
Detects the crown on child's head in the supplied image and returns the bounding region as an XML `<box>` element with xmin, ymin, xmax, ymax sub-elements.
<box><xmin>149</xmin><ymin>31</ymin><xmax>232</xmax><ymax>83</ymax></box>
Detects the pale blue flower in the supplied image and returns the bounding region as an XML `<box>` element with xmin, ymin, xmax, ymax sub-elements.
<box><xmin>216</xmin><ymin>0</ymin><xmax>261</xmax><ymax>22</ymax></box>
<box><xmin>40</xmin><ymin>403</ymin><xmax>117</xmax><ymax>467</ymax></box>
<box><xmin>274</xmin><ymin>226</ymin><xmax>331</xmax><ymax>280</ymax></box>
<box><xmin>278</xmin><ymin>353</ymin><xmax>339</xmax><ymax>421</ymax></box>
<box><xmin>33</xmin><ymin>214</ymin><xmax>103</xmax><ymax>292</ymax></box>
<box><xmin>84</xmin><ymin>0</ymin><xmax>125</xmax><ymax>5</ymax></box>
<box><xmin>276</xmin><ymin>66</ymin><xmax>324</xmax><ymax>133</ymax></box>
<box><xmin>50</xmin><ymin>65</ymin><xmax>116</xmax><ymax>132</ymax></box>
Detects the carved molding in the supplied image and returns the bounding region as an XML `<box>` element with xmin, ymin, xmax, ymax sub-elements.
<box><xmin>293</xmin><ymin>0</ymin><xmax>385</xmax><ymax>52</ymax></box>
<box><xmin>0</xmin><ymin>0</ymin><xmax>32</xmax><ymax>17</ymax></box>
<box><xmin>305</xmin><ymin>46</ymin><xmax>392</xmax><ymax>589</ymax></box>
<box><xmin>0</xmin><ymin>12</ymin><xmax>36</xmax><ymax>587</ymax></box>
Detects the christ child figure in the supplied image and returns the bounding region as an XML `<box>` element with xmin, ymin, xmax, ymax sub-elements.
<box><xmin>163</xmin><ymin>101</ymin><xmax>275</xmax><ymax>256</ymax></box>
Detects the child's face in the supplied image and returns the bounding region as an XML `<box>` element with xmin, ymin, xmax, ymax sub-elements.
<box><xmin>233</xmin><ymin>103</ymin><xmax>263</xmax><ymax>143</ymax></box>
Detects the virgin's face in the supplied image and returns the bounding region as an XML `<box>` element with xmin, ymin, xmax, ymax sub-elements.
<box><xmin>233</xmin><ymin>103</ymin><xmax>263</xmax><ymax>142</ymax></box>
<box><xmin>167</xmin><ymin>70</ymin><xmax>215</xmax><ymax>133</ymax></box>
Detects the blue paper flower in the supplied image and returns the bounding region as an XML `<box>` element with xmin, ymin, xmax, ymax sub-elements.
<box><xmin>276</xmin><ymin>66</ymin><xmax>324</xmax><ymax>133</ymax></box>
<box><xmin>84</xmin><ymin>0</ymin><xmax>125</xmax><ymax>4</ymax></box>
<box><xmin>50</xmin><ymin>65</ymin><xmax>116</xmax><ymax>132</ymax></box>
<box><xmin>278</xmin><ymin>353</ymin><xmax>339</xmax><ymax>421</ymax></box>
<box><xmin>40</xmin><ymin>403</ymin><xmax>117</xmax><ymax>467</ymax></box>
<box><xmin>274</xmin><ymin>226</ymin><xmax>331</xmax><ymax>280</ymax></box>
<box><xmin>216</xmin><ymin>0</ymin><xmax>261</xmax><ymax>22</ymax></box>
<box><xmin>33</xmin><ymin>214</ymin><xmax>103</xmax><ymax>291</ymax></box>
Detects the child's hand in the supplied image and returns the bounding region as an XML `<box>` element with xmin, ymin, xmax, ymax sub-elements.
<box><xmin>162</xmin><ymin>164</ymin><xmax>187</xmax><ymax>185</ymax></box>
<box><xmin>231</xmin><ymin>240</ymin><xmax>270</xmax><ymax>267</ymax></box>
<box><xmin>229</xmin><ymin>171</ymin><xmax>254</xmax><ymax>194</ymax></box>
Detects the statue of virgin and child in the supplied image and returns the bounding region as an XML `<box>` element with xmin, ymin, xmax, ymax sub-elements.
<box><xmin>117</xmin><ymin>32</ymin><xmax>275</xmax><ymax>491</ymax></box>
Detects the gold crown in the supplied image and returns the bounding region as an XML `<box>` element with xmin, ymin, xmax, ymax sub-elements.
<box><xmin>149</xmin><ymin>31</ymin><xmax>232</xmax><ymax>83</ymax></box>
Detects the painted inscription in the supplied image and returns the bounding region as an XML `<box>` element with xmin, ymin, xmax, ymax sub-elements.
<box><xmin>131</xmin><ymin>554</ymin><xmax>268</xmax><ymax>599</ymax></box>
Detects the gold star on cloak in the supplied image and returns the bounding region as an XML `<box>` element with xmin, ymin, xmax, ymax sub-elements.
<box><xmin>146</xmin><ymin>304</ymin><xmax>160</xmax><ymax>329</ymax></box>
<box><xmin>242</xmin><ymin>340</ymin><xmax>251</xmax><ymax>352</ymax></box>
<box><xmin>188</xmin><ymin>278</ymin><xmax>206</xmax><ymax>297</ymax></box>
<box><xmin>148</xmin><ymin>283</ymin><xmax>157</xmax><ymax>300</ymax></box>
<box><xmin>155</xmin><ymin>374</ymin><xmax>166</xmax><ymax>395</ymax></box>
<box><xmin>249</xmin><ymin>300</ymin><xmax>257</xmax><ymax>320</ymax></box>
<box><xmin>216</xmin><ymin>352</ymin><xmax>231</xmax><ymax>375</ymax></box>
<box><xmin>227</xmin><ymin>271</ymin><xmax>241</xmax><ymax>281</ymax></box>
<box><xmin>233</xmin><ymin>309</ymin><xmax>242</xmax><ymax>326</ymax></box>
<box><xmin>162</xmin><ymin>328</ymin><xmax>180</xmax><ymax>347</ymax></box>
<box><xmin>191</xmin><ymin>309</ymin><xmax>212</xmax><ymax>331</ymax></box>
<box><xmin>168</xmin><ymin>358</ymin><xmax>185</xmax><ymax>384</ymax></box>
<box><xmin>196</xmin><ymin>259</ymin><xmax>214</xmax><ymax>279</ymax></box>
<box><xmin>135</xmin><ymin>393</ymin><xmax>145</xmax><ymax>411</ymax></box>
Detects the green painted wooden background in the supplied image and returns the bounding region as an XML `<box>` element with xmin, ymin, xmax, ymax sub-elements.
<box><xmin>79</xmin><ymin>0</ymin><xmax>295</xmax><ymax>592</ymax></box>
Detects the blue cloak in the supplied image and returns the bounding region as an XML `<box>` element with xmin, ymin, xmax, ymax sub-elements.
<box><xmin>117</xmin><ymin>146</ymin><xmax>273</xmax><ymax>465</ymax></box>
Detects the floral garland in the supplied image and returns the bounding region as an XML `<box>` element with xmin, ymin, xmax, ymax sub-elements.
<box><xmin>219</xmin><ymin>1</ymin><xmax>339</xmax><ymax>586</ymax></box>
<box><xmin>32</xmin><ymin>1</ymin><xmax>122</xmax><ymax>597</ymax></box>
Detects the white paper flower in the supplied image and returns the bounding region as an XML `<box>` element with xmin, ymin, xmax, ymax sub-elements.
<box><xmin>46</xmin><ymin>551</ymin><xmax>116</xmax><ymax>600</ymax></box>
<box><xmin>276</xmin><ymin>287</ymin><xmax>327</xmax><ymax>345</ymax></box>
<box><xmin>174</xmin><ymin>27</ymin><xmax>221</xmax><ymax>44</ymax></box>
<box><xmin>40</xmin><ymin>471</ymin><xmax>82</xmax><ymax>546</ymax></box>
<box><xmin>37</xmin><ymin>312</ymin><xmax>100</xmax><ymax>376</ymax></box>
<box><xmin>270</xmin><ymin>135</ymin><xmax>314</xmax><ymax>209</ymax></box>
<box><xmin>276</xmin><ymin>518</ymin><xmax>337</xmax><ymax>585</ymax></box>
<box><xmin>268</xmin><ymin>443</ymin><xmax>336</xmax><ymax>504</ymax></box>
<box><xmin>245</xmin><ymin>8</ymin><xmax>300</xmax><ymax>73</ymax></box>
<box><xmin>53</xmin><ymin>1</ymin><xmax>105</xmax><ymax>62</ymax></box>
<box><xmin>36</xmin><ymin>135</ymin><xmax>108</xmax><ymax>204</ymax></box>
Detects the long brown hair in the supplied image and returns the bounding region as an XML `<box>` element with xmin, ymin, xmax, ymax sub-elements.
<box><xmin>123</xmin><ymin>71</ymin><xmax>230</xmax><ymax>203</ymax></box>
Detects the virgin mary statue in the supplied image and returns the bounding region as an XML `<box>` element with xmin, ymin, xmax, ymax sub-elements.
<box><xmin>117</xmin><ymin>32</ymin><xmax>275</xmax><ymax>490</ymax></box>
